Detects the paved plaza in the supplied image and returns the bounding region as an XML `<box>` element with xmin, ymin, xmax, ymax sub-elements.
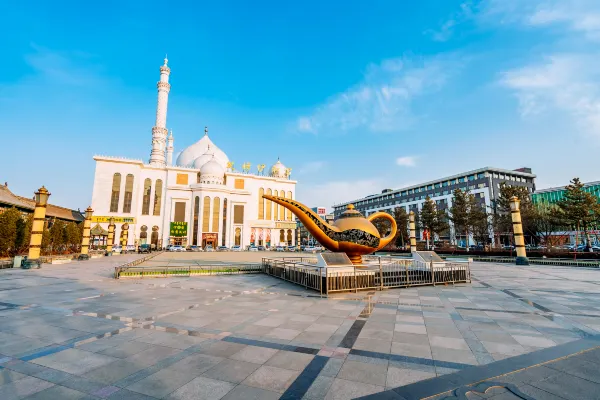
<box><xmin>0</xmin><ymin>253</ymin><xmax>599</xmax><ymax>399</ymax></box>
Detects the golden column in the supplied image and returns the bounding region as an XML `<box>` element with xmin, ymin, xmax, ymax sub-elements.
<box><xmin>78</xmin><ymin>207</ymin><xmax>93</xmax><ymax>260</ymax></box>
<box><xmin>121</xmin><ymin>223</ymin><xmax>129</xmax><ymax>252</ymax></box>
<box><xmin>106</xmin><ymin>218</ymin><xmax>115</xmax><ymax>255</ymax></box>
<box><xmin>409</xmin><ymin>211</ymin><xmax>417</xmax><ymax>253</ymax></box>
<box><xmin>509</xmin><ymin>196</ymin><xmax>529</xmax><ymax>265</ymax></box>
<box><xmin>24</xmin><ymin>186</ymin><xmax>51</xmax><ymax>269</ymax></box>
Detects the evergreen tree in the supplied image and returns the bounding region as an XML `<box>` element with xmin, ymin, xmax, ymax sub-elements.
<box><xmin>392</xmin><ymin>207</ymin><xmax>409</xmax><ymax>248</ymax></box>
<box><xmin>419</xmin><ymin>197</ymin><xmax>449</xmax><ymax>248</ymax></box>
<box><xmin>469</xmin><ymin>195</ymin><xmax>490</xmax><ymax>245</ymax></box>
<box><xmin>449</xmin><ymin>189</ymin><xmax>469</xmax><ymax>247</ymax></box>
<box><xmin>493</xmin><ymin>183</ymin><xmax>537</xmax><ymax>245</ymax></box>
<box><xmin>65</xmin><ymin>222</ymin><xmax>81</xmax><ymax>249</ymax></box>
<box><xmin>49</xmin><ymin>220</ymin><xmax>66</xmax><ymax>253</ymax></box>
<box><xmin>535</xmin><ymin>201</ymin><xmax>565</xmax><ymax>247</ymax></box>
<box><xmin>0</xmin><ymin>208</ymin><xmax>21</xmax><ymax>256</ymax></box>
<box><xmin>558</xmin><ymin>178</ymin><xmax>600</xmax><ymax>250</ymax></box>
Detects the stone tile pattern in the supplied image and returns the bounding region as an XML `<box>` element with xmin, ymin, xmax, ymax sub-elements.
<box><xmin>0</xmin><ymin>254</ymin><xmax>599</xmax><ymax>399</ymax></box>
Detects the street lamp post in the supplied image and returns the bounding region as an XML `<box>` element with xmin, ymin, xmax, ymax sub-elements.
<box><xmin>78</xmin><ymin>207</ymin><xmax>93</xmax><ymax>260</ymax></box>
<box><xmin>23</xmin><ymin>186</ymin><xmax>51</xmax><ymax>269</ymax></box>
<box><xmin>106</xmin><ymin>217</ymin><xmax>115</xmax><ymax>256</ymax></box>
<box><xmin>509</xmin><ymin>196</ymin><xmax>529</xmax><ymax>265</ymax></box>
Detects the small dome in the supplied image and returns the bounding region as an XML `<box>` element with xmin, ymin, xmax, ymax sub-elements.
<box><xmin>199</xmin><ymin>156</ymin><xmax>225</xmax><ymax>184</ymax></box>
<box><xmin>192</xmin><ymin>145</ymin><xmax>214</xmax><ymax>169</ymax></box>
<box><xmin>270</xmin><ymin>158</ymin><xmax>287</xmax><ymax>178</ymax></box>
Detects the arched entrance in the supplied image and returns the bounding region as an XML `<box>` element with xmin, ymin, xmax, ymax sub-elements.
<box><xmin>235</xmin><ymin>228</ymin><xmax>241</xmax><ymax>246</ymax></box>
<box><xmin>151</xmin><ymin>226</ymin><xmax>159</xmax><ymax>249</ymax></box>
<box><xmin>140</xmin><ymin>225</ymin><xmax>148</xmax><ymax>244</ymax></box>
<box><xmin>279</xmin><ymin>229</ymin><xmax>285</xmax><ymax>244</ymax></box>
<box><xmin>287</xmin><ymin>229</ymin><xmax>292</xmax><ymax>246</ymax></box>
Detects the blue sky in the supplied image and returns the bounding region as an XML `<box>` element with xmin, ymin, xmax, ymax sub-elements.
<box><xmin>1</xmin><ymin>0</ymin><xmax>599</xmax><ymax>211</ymax></box>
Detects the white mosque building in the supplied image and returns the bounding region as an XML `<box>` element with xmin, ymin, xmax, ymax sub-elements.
<box><xmin>90</xmin><ymin>58</ymin><xmax>297</xmax><ymax>249</ymax></box>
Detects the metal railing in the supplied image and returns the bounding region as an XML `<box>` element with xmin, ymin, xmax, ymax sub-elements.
<box><xmin>443</xmin><ymin>255</ymin><xmax>599</xmax><ymax>268</ymax></box>
<box><xmin>261</xmin><ymin>256</ymin><xmax>471</xmax><ymax>295</ymax></box>
<box><xmin>115</xmin><ymin>263</ymin><xmax>262</xmax><ymax>279</ymax></box>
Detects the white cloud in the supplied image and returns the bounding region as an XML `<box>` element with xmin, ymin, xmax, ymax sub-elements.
<box><xmin>424</xmin><ymin>2</ymin><xmax>474</xmax><ymax>42</ymax></box>
<box><xmin>396</xmin><ymin>156</ymin><xmax>417</xmax><ymax>167</ymax></box>
<box><xmin>297</xmin><ymin>161</ymin><xmax>327</xmax><ymax>175</ymax></box>
<box><xmin>501</xmin><ymin>53</ymin><xmax>600</xmax><ymax>137</ymax></box>
<box><xmin>295</xmin><ymin>56</ymin><xmax>458</xmax><ymax>135</ymax></box>
<box><xmin>296</xmin><ymin>178</ymin><xmax>385</xmax><ymax>211</ymax></box>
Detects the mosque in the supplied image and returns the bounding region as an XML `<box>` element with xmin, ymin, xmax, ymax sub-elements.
<box><xmin>90</xmin><ymin>58</ymin><xmax>297</xmax><ymax>249</ymax></box>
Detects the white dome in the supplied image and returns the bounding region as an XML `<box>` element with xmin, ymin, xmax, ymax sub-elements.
<box><xmin>192</xmin><ymin>145</ymin><xmax>215</xmax><ymax>169</ymax></box>
<box><xmin>270</xmin><ymin>158</ymin><xmax>287</xmax><ymax>178</ymax></box>
<box><xmin>176</xmin><ymin>131</ymin><xmax>229</xmax><ymax>169</ymax></box>
<box><xmin>199</xmin><ymin>156</ymin><xmax>225</xmax><ymax>184</ymax></box>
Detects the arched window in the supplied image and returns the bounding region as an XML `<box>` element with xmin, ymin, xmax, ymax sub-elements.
<box><xmin>140</xmin><ymin>225</ymin><xmax>148</xmax><ymax>244</ymax></box>
<box><xmin>123</xmin><ymin>174</ymin><xmax>134</xmax><ymax>213</ymax></box>
<box><xmin>258</xmin><ymin>188</ymin><xmax>264</xmax><ymax>220</ymax></box>
<box><xmin>222</xmin><ymin>199</ymin><xmax>227</xmax><ymax>246</ymax></box>
<box><xmin>212</xmin><ymin>197</ymin><xmax>220</xmax><ymax>234</ymax></box>
<box><xmin>202</xmin><ymin>196</ymin><xmax>210</xmax><ymax>232</ymax></box>
<box><xmin>287</xmin><ymin>191</ymin><xmax>293</xmax><ymax>220</ymax></box>
<box><xmin>280</xmin><ymin>229</ymin><xmax>285</xmax><ymax>243</ymax></box>
<box><xmin>266</xmin><ymin>189</ymin><xmax>272</xmax><ymax>220</ymax></box>
<box><xmin>151</xmin><ymin>226</ymin><xmax>159</xmax><ymax>247</ymax></box>
<box><xmin>197</xmin><ymin>172</ymin><xmax>201</xmax><ymax>183</ymax></box>
<box><xmin>235</xmin><ymin>227</ymin><xmax>241</xmax><ymax>246</ymax></box>
<box><xmin>141</xmin><ymin>179</ymin><xmax>152</xmax><ymax>215</ymax></box>
<box><xmin>193</xmin><ymin>196</ymin><xmax>200</xmax><ymax>245</ymax></box>
<box><xmin>273</xmin><ymin>190</ymin><xmax>278</xmax><ymax>220</ymax></box>
<box><xmin>109</xmin><ymin>173</ymin><xmax>121</xmax><ymax>212</ymax></box>
<box><xmin>287</xmin><ymin>229</ymin><xmax>292</xmax><ymax>245</ymax></box>
<box><xmin>153</xmin><ymin>179</ymin><xmax>163</xmax><ymax>215</ymax></box>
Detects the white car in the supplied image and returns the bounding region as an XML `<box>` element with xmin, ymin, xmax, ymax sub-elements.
<box><xmin>169</xmin><ymin>245</ymin><xmax>185</xmax><ymax>252</ymax></box>
<box><xmin>275</xmin><ymin>246</ymin><xmax>285</xmax><ymax>252</ymax></box>
<box><xmin>304</xmin><ymin>246</ymin><xmax>315</xmax><ymax>252</ymax></box>
<box><xmin>231</xmin><ymin>245</ymin><xmax>242</xmax><ymax>251</ymax></box>
<box><xmin>204</xmin><ymin>245</ymin><xmax>215</xmax><ymax>252</ymax></box>
<box><xmin>248</xmin><ymin>246</ymin><xmax>258</xmax><ymax>252</ymax></box>
<box><xmin>112</xmin><ymin>245</ymin><xmax>122</xmax><ymax>254</ymax></box>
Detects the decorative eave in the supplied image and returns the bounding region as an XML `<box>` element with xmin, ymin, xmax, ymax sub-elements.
<box><xmin>166</xmin><ymin>184</ymin><xmax>251</xmax><ymax>196</ymax></box>
<box><xmin>226</xmin><ymin>171</ymin><xmax>296</xmax><ymax>184</ymax></box>
<box><xmin>93</xmin><ymin>155</ymin><xmax>145</xmax><ymax>166</ymax></box>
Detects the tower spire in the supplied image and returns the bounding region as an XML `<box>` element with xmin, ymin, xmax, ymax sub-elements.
<box><xmin>149</xmin><ymin>56</ymin><xmax>172</xmax><ymax>166</ymax></box>
<box><xmin>166</xmin><ymin>129</ymin><xmax>174</xmax><ymax>166</ymax></box>
<box><xmin>204</xmin><ymin>126</ymin><xmax>208</xmax><ymax>136</ymax></box>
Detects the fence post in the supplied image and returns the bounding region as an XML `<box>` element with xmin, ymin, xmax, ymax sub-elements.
<box><xmin>431</xmin><ymin>261</ymin><xmax>435</xmax><ymax>286</ymax></box>
<box><xmin>354</xmin><ymin>266</ymin><xmax>358</xmax><ymax>293</ymax></box>
<box><xmin>379</xmin><ymin>257</ymin><xmax>383</xmax><ymax>291</ymax></box>
<box><xmin>406</xmin><ymin>263</ymin><xmax>409</xmax><ymax>287</ymax></box>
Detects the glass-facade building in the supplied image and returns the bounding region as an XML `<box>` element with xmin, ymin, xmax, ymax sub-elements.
<box><xmin>531</xmin><ymin>181</ymin><xmax>600</xmax><ymax>205</ymax></box>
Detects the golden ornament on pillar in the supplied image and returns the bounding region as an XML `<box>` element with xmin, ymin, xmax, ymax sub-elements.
<box><xmin>79</xmin><ymin>206</ymin><xmax>93</xmax><ymax>260</ymax></box>
<box><xmin>509</xmin><ymin>196</ymin><xmax>529</xmax><ymax>265</ymax></box>
<box><xmin>263</xmin><ymin>195</ymin><xmax>396</xmax><ymax>265</ymax></box>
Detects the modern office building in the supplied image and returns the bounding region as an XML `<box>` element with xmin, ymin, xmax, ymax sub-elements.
<box><xmin>332</xmin><ymin>167</ymin><xmax>536</xmax><ymax>245</ymax></box>
<box><xmin>532</xmin><ymin>181</ymin><xmax>600</xmax><ymax>205</ymax></box>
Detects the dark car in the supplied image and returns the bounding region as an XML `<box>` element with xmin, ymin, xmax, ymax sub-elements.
<box><xmin>138</xmin><ymin>244</ymin><xmax>151</xmax><ymax>254</ymax></box>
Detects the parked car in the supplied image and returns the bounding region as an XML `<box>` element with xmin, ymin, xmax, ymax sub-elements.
<box><xmin>275</xmin><ymin>246</ymin><xmax>285</xmax><ymax>252</ymax></box>
<box><xmin>112</xmin><ymin>245</ymin><xmax>122</xmax><ymax>254</ymax></box>
<box><xmin>304</xmin><ymin>246</ymin><xmax>315</xmax><ymax>252</ymax></box>
<box><xmin>502</xmin><ymin>245</ymin><xmax>514</xmax><ymax>250</ymax></box>
<box><xmin>189</xmin><ymin>245</ymin><xmax>202</xmax><ymax>252</ymax></box>
<box><xmin>248</xmin><ymin>246</ymin><xmax>258</xmax><ymax>252</ymax></box>
<box><xmin>217</xmin><ymin>246</ymin><xmax>228</xmax><ymax>251</ymax></box>
<box><xmin>287</xmin><ymin>246</ymin><xmax>296</xmax><ymax>252</ymax></box>
<box><xmin>231</xmin><ymin>245</ymin><xmax>242</xmax><ymax>251</ymax></box>
<box><xmin>313</xmin><ymin>246</ymin><xmax>323</xmax><ymax>252</ymax></box>
<box><xmin>138</xmin><ymin>244</ymin><xmax>151</xmax><ymax>254</ymax></box>
<box><xmin>257</xmin><ymin>246</ymin><xmax>265</xmax><ymax>251</ymax></box>
<box><xmin>169</xmin><ymin>245</ymin><xmax>184</xmax><ymax>252</ymax></box>
<box><xmin>205</xmin><ymin>245</ymin><xmax>215</xmax><ymax>252</ymax></box>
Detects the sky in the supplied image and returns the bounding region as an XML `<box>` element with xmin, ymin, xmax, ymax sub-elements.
<box><xmin>1</xmin><ymin>0</ymin><xmax>599</xmax><ymax>211</ymax></box>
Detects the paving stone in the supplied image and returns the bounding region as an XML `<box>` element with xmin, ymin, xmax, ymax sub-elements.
<box><xmin>265</xmin><ymin>350</ymin><xmax>314</xmax><ymax>371</ymax></box>
<box><xmin>303</xmin><ymin>375</ymin><xmax>335</xmax><ymax>399</ymax></box>
<box><xmin>529</xmin><ymin>373</ymin><xmax>600</xmax><ymax>400</ymax></box>
<box><xmin>230</xmin><ymin>345</ymin><xmax>278</xmax><ymax>364</ymax></box>
<box><xmin>167</xmin><ymin>376</ymin><xmax>236</xmax><ymax>399</ymax></box>
<box><xmin>353</xmin><ymin>338</ymin><xmax>392</xmax><ymax>353</ymax></box>
<box><xmin>202</xmin><ymin>359</ymin><xmax>261</xmax><ymax>383</ymax></box>
<box><xmin>61</xmin><ymin>375</ymin><xmax>107</xmax><ymax>394</ymax></box>
<box><xmin>196</xmin><ymin>341</ymin><xmax>246</xmax><ymax>358</ymax></box>
<box><xmin>33</xmin><ymin>367</ymin><xmax>75</xmax><ymax>384</ymax></box>
<box><xmin>386</xmin><ymin>365</ymin><xmax>436</xmax><ymax>387</ymax></box>
<box><xmin>320</xmin><ymin>358</ymin><xmax>345</xmax><ymax>377</ymax></box>
<box><xmin>429</xmin><ymin>336</ymin><xmax>471</xmax><ymax>350</ymax></box>
<box><xmin>83</xmin><ymin>359</ymin><xmax>146</xmax><ymax>384</ymax></box>
<box><xmin>99</xmin><ymin>341</ymin><xmax>153</xmax><ymax>358</ymax></box>
<box><xmin>392</xmin><ymin>331</ymin><xmax>431</xmax><ymax>345</ymax></box>
<box><xmin>124</xmin><ymin>345</ymin><xmax>180</xmax><ymax>367</ymax></box>
<box><xmin>511</xmin><ymin>335</ymin><xmax>556</xmax><ymax>348</ymax></box>
<box><xmin>32</xmin><ymin>348</ymin><xmax>117</xmax><ymax>375</ymax></box>
<box><xmin>337</xmin><ymin>360</ymin><xmax>388</xmax><ymax>386</ymax></box>
<box><xmin>0</xmin><ymin>375</ymin><xmax>55</xmax><ymax>400</ymax></box>
<box><xmin>107</xmin><ymin>388</ymin><xmax>158</xmax><ymax>399</ymax></box>
<box><xmin>126</xmin><ymin>366</ymin><xmax>198</xmax><ymax>398</ymax></box>
<box><xmin>242</xmin><ymin>365</ymin><xmax>300</xmax><ymax>393</ymax></box>
<box><xmin>480</xmin><ymin>342</ymin><xmax>526</xmax><ymax>356</ymax></box>
<box><xmin>394</xmin><ymin>323</ymin><xmax>427</xmax><ymax>335</ymax></box>
<box><xmin>390</xmin><ymin>342</ymin><xmax>433</xmax><ymax>359</ymax></box>
<box><xmin>324</xmin><ymin>378</ymin><xmax>384</xmax><ymax>400</ymax></box>
<box><xmin>21</xmin><ymin>384</ymin><xmax>90</xmax><ymax>400</ymax></box>
<box><xmin>221</xmin><ymin>384</ymin><xmax>281</xmax><ymax>400</ymax></box>
<box><xmin>0</xmin><ymin>369</ymin><xmax>26</xmax><ymax>385</ymax></box>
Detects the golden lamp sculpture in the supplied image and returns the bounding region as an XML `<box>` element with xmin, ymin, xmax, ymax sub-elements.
<box><xmin>263</xmin><ymin>195</ymin><xmax>397</xmax><ymax>265</ymax></box>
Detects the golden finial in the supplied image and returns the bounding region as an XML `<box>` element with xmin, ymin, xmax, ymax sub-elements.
<box><xmin>204</xmin><ymin>126</ymin><xmax>208</xmax><ymax>136</ymax></box>
<box><xmin>227</xmin><ymin>161</ymin><xmax>234</xmax><ymax>171</ymax></box>
<box><xmin>257</xmin><ymin>164</ymin><xmax>266</xmax><ymax>174</ymax></box>
<box><xmin>242</xmin><ymin>162</ymin><xmax>251</xmax><ymax>173</ymax></box>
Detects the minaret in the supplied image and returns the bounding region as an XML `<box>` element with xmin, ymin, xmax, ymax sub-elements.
<box><xmin>166</xmin><ymin>130</ymin><xmax>174</xmax><ymax>166</ymax></box>
<box><xmin>149</xmin><ymin>56</ymin><xmax>171</xmax><ymax>166</ymax></box>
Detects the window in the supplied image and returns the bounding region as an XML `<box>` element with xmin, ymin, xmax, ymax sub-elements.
<box><xmin>258</xmin><ymin>188</ymin><xmax>264</xmax><ymax>220</ymax></box>
<box><xmin>212</xmin><ymin>197</ymin><xmax>220</xmax><ymax>234</ymax></box>
<box><xmin>153</xmin><ymin>179</ymin><xmax>162</xmax><ymax>215</ymax></box>
<box><xmin>458</xmin><ymin>177</ymin><xmax>465</xmax><ymax>183</ymax></box>
<box><xmin>234</xmin><ymin>179</ymin><xmax>244</xmax><ymax>189</ymax></box>
<box><xmin>174</xmin><ymin>202</ymin><xmax>186</xmax><ymax>222</ymax></box>
<box><xmin>442</xmin><ymin>181</ymin><xmax>448</xmax><ymax>187</ymax></box>
<box><xmin>193</xmin><ymin>197</ymin><xmax>200</xmax><ymax>245</ymax></box>
<box><xmin>197</xmin><ymin>172</ymin><xmax>201</xmax><ymax>183</ymax></box>
<box><xmin>123</xmin><ymin>174</ymin><xmax>134</xmax><ymax>213</ymax></box>
<box><xmin>141</xmin><ymin>179</ymin><xmax>152</xmax><ymax>215</ymax></box>
<box><xmin>110</xmin><ymin>173</ymin><xmax>121</xmax><ymax>212</ymax></box>
<box><xmin>287</xmin><ymin>191</ymin><xmax>293</xmax><ymax>220</ymax></box>
<box><xmin>234</xmin><ymin>205</ymin><xmax>244</xmax><ymax>224</ymax></box>
<box><xmin>176</xmin><ymin>173</ymin><xmax>188</xmax><ymax>185</ymax></box>
<box><xmin>478</xmin><ymin>173</ymin><xmax>485</xmax><ymax>179</ymax></box>
<box><xmin>468</xmin><ymin>175</ymin><xmax>475</xmax><ymax>181</ymax></box>
<box><xmin>202</xmin><ymin>197</ymin><xmax>210</xmax><ymax>232</ymax></box>
<box><xmin>222</xmin><ymin>199</ymin><xmax>227</xmax><ymax>246</ymax></box>
<box><xmin>435</xmin><ymin>183</ymin><xmax>441</xmax><ymax>189</ymax></box>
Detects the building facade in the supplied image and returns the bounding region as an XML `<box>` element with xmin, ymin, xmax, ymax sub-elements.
<box><xmin>532</xmin><ymin>181</ymin><xmax>600</xmax><ymax>205</ymax></box>
<box><xmin>90</xmin><ymin>58</ymin><xmax>297</xmax><ymax>249</ymax></box>
<box><xmin>296</xmin><ymin>207</ymin><xmax>334</xmax><ymax>246</ymax></box>
<box><xmin>332</xmin><ymin>167</ymin><xmax>536</xmax><ymax>245</ymax></box>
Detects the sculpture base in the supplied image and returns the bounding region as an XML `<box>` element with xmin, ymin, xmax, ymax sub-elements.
<box><xmin>22</xmin><ymin>259</ymin><xmax>42</xmax><ymax>269</ymax></box>
<box><xmin>515</xmin><ymin>256</ymin><xmax>529</xmax><ymax>266</ymax></box>
<box><xmin>347</xmin><ymin>254</ymin><xmax>363</xmax><ymax>265</ymax></box>
<box><xmin>78</xmin><ymin>254</ymin><xmax>90</xmax><ymax>261</ymax></box>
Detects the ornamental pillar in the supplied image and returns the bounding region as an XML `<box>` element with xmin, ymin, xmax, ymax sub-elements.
<box><xmin>409</xmin><ymin>211</ymin><xmax>417</xmax><ymax>253</ymax></box>
<box><xmin>509</xmin><ymin>196</ymin><xmax>529</xmax><ymax>265</ymax></box>
<box><xmin>106</xmin><ymin>218</ymin><xmax>115</xmax><ymax>254</ymax></box>
<box><xmin>79</xmin><ymin>207</ymin><xmax>93</xmax><ymax>260</ymax></box>
<box><xmin>24</xmin><ymin>186</ymin><xmax>51</xmax><ymax>268</ymax></box>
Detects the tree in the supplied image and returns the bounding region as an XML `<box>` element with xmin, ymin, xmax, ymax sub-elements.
<box><xmin>0</xmin><ymin>208</ymin><xmax>21</xmax><ymax>256</ymax></box>
<box><xmin>449</xmin><ymin>189</ymin><xmax>469</xmax><ymax>247</ymax></box>
<box><xmin>14</xmin><ymin>213</ymin><xmax>32</xmax><ymax>253</ymax></box>
<box><xmin>535</xmin><ymin>202</ymin><xmax>566</xmax><ymax>247</ymax></box>
<box><xmin>493</xmin><ymin>183</ymin><xmax>537</xmax><ymax>245</ymax></box>
<box><xmin>49</xmin><ymin>220</ymin><xmax>67</xmax><ymax>253</ymax></box>
<box><xmin>558</xmin><ymin>178</ymin><xmax>600</xmax><ymax>250</ymax></box>
<box><xmin>65</xmin><ymin>222</ymin><xmax>82</xmax><ymax>250</ymax></box>
<box><xmin>392</xmin><ymin>207</ymin><xmax>409</xmax><ymax>248</ymax></box>
<box><xmin>469</xmin><ymin>195</ymin><xmax>491</xmax><ymax>246</ymax></box>
<box><xmin>419</xmin><ymin>197</ymin><xmax>449</xmax><ymax>249</ymax></box>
